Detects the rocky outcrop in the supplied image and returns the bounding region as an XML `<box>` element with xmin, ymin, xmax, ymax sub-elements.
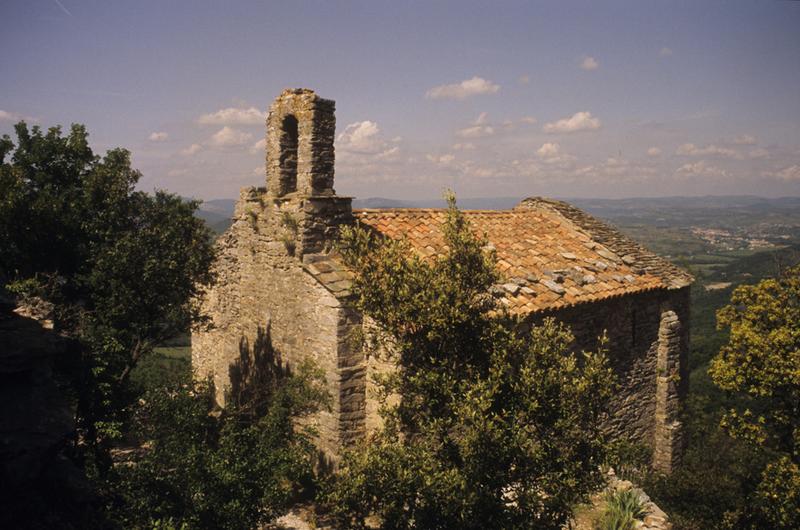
<box><xmin>0</xmin><ymin>296</ymin><xmax>89</xmax><ymax>527</ymax></box>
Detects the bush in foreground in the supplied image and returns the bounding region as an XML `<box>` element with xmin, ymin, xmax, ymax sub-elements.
<box><xmin>111</xmin><ymin>357</ymin><xmax>327</xmax><ymax>530</ymax></box>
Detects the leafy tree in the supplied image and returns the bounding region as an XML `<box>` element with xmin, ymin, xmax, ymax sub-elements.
<box><xmin>324</xmin><ymin>195</ymin><xmax>615</xmax><ymax>529</ymax></box>
<box><xmin>0</xmin><ymin>122</ymin><xmax>215</xmax><ymax>471</ymax></box>
<box><xmin>708</xmin><ymin>265</ymin><xmax>800</xmax><ymax>529</ymax></box>
<box><xmin>111</xmin><ymin>356</ymin><xmax>328</xmax><ymax>530</ymax></box>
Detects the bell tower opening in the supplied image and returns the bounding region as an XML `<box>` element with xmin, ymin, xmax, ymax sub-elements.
<box><xmin>266</xmin><ymin>88</ymin><xmax>337</xmax><ymax>197</ymax></box>
<box><xmin>279</xmin><ymin>114</ymin><xmax>299</xmax><ymax>194</ymax></box>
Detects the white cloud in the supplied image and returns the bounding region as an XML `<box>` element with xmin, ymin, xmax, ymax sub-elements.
<box><xmin>0</xmin><ymin>109</ymin><xmax>38</xmax><ymax>123</ymax></box>
<box><xmin>659</xmin><ymin>47</ymin><xmax>673</xmax><ymax>57</ymax></box>
<box><xmin>181</xmin><ymin>143</ymin><xmax>202</xmax><ymax>156</ymax></box>
<box><xmin>425</xmin><ymin>76</ymin><xmax>500</xmax><ymax>100</ymax></box>
<box><xmin>580</xmin><ymin>56</ymin><xmax>599</xmax><ymax>71</ymax></box>
<box><xmin>676</xmin><ymin>143</ymin><xmax>742</xmax><ymax>159</ymax></box>
<box><xmin>197</xmin><ymin>106</ymin><xmax>265</xmax><ymax>125</ymax></box>
<box><xmin>209</xmin><ymin>126</ymin><xmax>253</xmax><ymax>147</ymax></box>
<box><xmin>537</xmin><ymin>142</ymin><xmax>561</xmax><ymax>159</ymax></box>
<box><xmin>543</xmin><ymin>111</ymin><xmax>601</xmax><ymax>133</ymax></box>
<box><xmin>520</xmin><ymin>116</ymin><xmax>538</xmax><ymax>125</ymax></box>
<box><xmin>335</xmin><ymin>120</ymin><xmax>401</xmax><ymax>169</ymax></box>
<box><xmin>148</xmin><ymin>131</ymin><xmax>169</xmax><ymax>142</ymax></box>
<box><xmin>647</xmin><ymin>147</ymin><xmax>662</xmax><ymax>157</ymax></box>
<box><xmin>337</xmin><ymin>121</ymin><xmax>383</xmax><ymax>153</ymax></box>
<box><xmin>375</xmin><ymin>146</ymin><xmax>401</xmax><ymax>160</ymax></box>
<box><xmin>534</xmin><ymin>142</ymin><xmax>576</xmax><ymax>166</ymax></box>
<box><xmin>0</xmin><ymin>109</ymin><xmax>25</xmax><ymax>122</ymax></box>
<box><xmin>675</xmin><ymin>160</ymin><xmax>729</xmax><ymax>178</ymax></box>
<box><xmin>457</xmin><ymin>125</ymin><xmax>495</xmax><ymax>138</ymax></box>
<box><xmin>457</xmin><ymin>113</ymin><xmax>495</xmax><ymax>138</ymax></box>
<box><xmin>452</xmin><ymin>143</ymin><xmax>475</xmax><ymax>151</ymax></box>
<box><xmin>250</xmin><ymin>137</ymin><xmax>266</xmax><ymax>154</ymax></box>
<box><xmin>732</xmin><ymin>134</ymin><xmax>757</xmax><ymax>145</ymax></box>
<box><xmin>426</xmin><ymin>153</ymin><xmax>456</xmax><ymax>165</ymax></box>
<box><xmin>749</xmin><ymin>148</ymin><xmax>769</xmax><ymax>159</ymax></box>
<box><xmin>764</xmin><ymin>165</ymin><xmax>800</xmax><ymax>181</ymax></box>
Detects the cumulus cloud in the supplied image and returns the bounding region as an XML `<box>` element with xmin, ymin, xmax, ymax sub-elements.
<box><xmin>425</xmin><ymin>76</ymin><xmax>500</xmax><ymax>100</ymax></box>
<box><xmin>520</xmin><ymin>116</ymin><xmax>538</xmax><ymax>125</ymax></box>
<box><xmin>537</xmin><ymin>142</ymin><xmax>561</xmax><ymax>159</ymax></box>
<box><xmin>148</xmin><ymin>131</ymin><xmax>169</xmax><ymax>142</ymax></box>
<box><xmin>209</xmin><ymin>126</ymin><xmax>253</xmax><ymax>147</ymax></box>
<box><xmin>197</xmin><ymin>106</ymin><xmax>265</xmax><ymax>125</ymax></box>
<box><xmin>543</xmin><ymin>111</ymin><xmax>601</xmax><ymax>133</ymax></box>
<box><xmin>580</xmin><ymin>56</ymin><xmax>599</xmax><ymax>71</ymax></box>
<box><xmin>457</xmin><ymin>112</ymin><xmax>495</xmax><ymax>138</ymax></box>
<box><xmin>181</xmin><ymin>143</ymin><xmax>202</xmax><ymax>156</ymax></box>
<box><xmin>675</xmin><ymin>160</ymin><xmax>729</xmax><ymax>178</ymax></box>
<box><xmin>250</xmin><ymin>137</ymin><xmax>266</xmax><ymax>154</ymax></box>
<box><xmin>337</xmin><ymin>121</ymin><xmax>384</xmax><ymax>153</ymax></box>
<box><xmin>676</xmin><ymin>143</ymin><xmax>742</xmax><ymax>159</ymax></box>
<box><xmin>732</xmin><ymin>134</ymin><xmax>757</xmax><ymax>145</ymax></box>
<box><xmin>659</xmin><ymin>47</ymin><xmax>673</xmax><ymax>57</ymax></box>
<box><xmin>335</xmin><ymin>120</ymin><xmax>401</xmax><ymax>167</ymax></box>
<box><xmin>647</xmin><ymin>147</ymin><xmax>662</xmax><ymax>157</ymax></box>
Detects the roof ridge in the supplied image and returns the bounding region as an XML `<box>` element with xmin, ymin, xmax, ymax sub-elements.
<box><xmin>353</xmin><ymin>208</ymin><xmax>526</xmax><ymax>215</ymax></box>
<box><xmin>515</xmin><ymin>197</ymin><xmax>693</xmax><ymax>288</ymax></box>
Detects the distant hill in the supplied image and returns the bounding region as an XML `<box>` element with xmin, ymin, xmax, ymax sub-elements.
<box><xmin>194</xmin><ymin>195</ymin><xmax>800</xmax><ymax>237</ymax></box>
<box><xmin>195</xmin><ymin>199</ymin><xmax>236</xmax><ymax>234</ymax></box>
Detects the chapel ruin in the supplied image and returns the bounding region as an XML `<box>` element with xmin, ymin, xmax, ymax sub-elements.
<box><xmin>192</xmin><ymin>88</ymin><xmax>692</xmax><ymax>473</ymax></box>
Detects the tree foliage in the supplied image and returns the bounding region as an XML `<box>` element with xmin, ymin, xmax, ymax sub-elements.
<box><xmin>0</xmin><ymin>122</ymin><xmax>216</xmax><ymax>469</ymax></box>
<box><xmin>325</xmin><ymin>195</ymin><xmax>615</xmax><ymax>529</ymax></box>
<box><xmin>111</xmin><ymin>358</ymin><xmax>327</xmax><ymax>530</ymax></box>
<box><xmin>708</xmin><ymin>265</ymin><xmax>800</xmax><ymax>529</ymax></box>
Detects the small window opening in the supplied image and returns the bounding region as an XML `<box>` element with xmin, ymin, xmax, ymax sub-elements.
<box><xmin>279</xmin><ymin>115</ymin><xmax>298</xmax><ymax>194</ymax></box>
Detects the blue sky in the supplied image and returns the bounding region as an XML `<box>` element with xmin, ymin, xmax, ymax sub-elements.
<box><xmin>1</xmin><ymin>0</ymin><xmax>799</xmax><ymax>200</ymax></box>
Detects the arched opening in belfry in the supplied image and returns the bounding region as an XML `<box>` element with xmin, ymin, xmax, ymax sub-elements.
<box><xmin>279</xmin><ymin>114</ymin><xmax>299</xmax><ymax>194</ymax></box>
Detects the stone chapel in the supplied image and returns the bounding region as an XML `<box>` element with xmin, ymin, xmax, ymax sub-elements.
<box><xmin>192</xmin><ymin>88</ymin><xmax>692</xmax><ymax>473</ymax></box>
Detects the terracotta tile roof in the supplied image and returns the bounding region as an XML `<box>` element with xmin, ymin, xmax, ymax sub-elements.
<box><xmin>352</xmin><ymin>198</ymin><xmax>691</xmax><ymax>315</ymax></box>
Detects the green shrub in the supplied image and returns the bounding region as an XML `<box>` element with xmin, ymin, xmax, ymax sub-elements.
<box><xmin>595</xmin><ymin>489</ymin><xmax>648</xmax><ymax>530</ymax></box>
<box><xmin>111</xmin><ymin>353</ymin><xmax>328</xmax><ymax>530</ymax></box>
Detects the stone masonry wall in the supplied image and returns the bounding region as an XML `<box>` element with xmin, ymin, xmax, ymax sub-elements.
<box><xmin>525</xmin><ymin>286</ymin><xmax>690</xmax><ymax>472</ymax></box>
<box><xmin>192</xmin><ymin>187</ymin><xmax>361</xmax><ymax>462</ymax></box>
